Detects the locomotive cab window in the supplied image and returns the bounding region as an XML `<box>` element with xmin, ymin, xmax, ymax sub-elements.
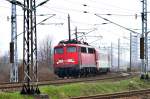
<box><xmin>81</xmin><ymin>47</ymin><xmax>87</xmax><ymax>53</ymax></box>
<box><xmin>67</xmin><ymin>46</ymin><xmax>76</xmax><ymax>52</ymax></box>
<box><xmin>54</xmin><ymin>47</ymin><xmax>64</xmax><ymax>54</ymax></box>
<box><xmin>88</xmin><ymin>48</ymin><xmax>95</xmax><ymax>54</ymax></box>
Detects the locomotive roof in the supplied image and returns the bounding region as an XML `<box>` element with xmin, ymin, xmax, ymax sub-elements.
<box><xmin>54</xmin><ymin>40</ymin><xmax>94</xmax><ymax>48</ymax></box>
<box><xmin>59</xmin><ymin>39</ymin><xmax>88</xmax><ymax>45</ymax></box>
<box><xmin>54</xmin><ymin>43</ymin><xmax>94</xmax><ymax>48</ymax></box>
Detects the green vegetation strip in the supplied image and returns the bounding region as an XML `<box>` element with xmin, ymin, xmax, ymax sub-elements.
<box><xmin>0</xmin><ymin>77</ymin><xmax>150</xmax><ymax>99</ymax></box>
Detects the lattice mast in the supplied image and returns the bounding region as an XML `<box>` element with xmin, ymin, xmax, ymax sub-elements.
<box><xmin>21</xmin><ymin>0</ymin><xmax>39</xmax><ymax>94</ymax></box>
<box><xmin>141</xmin><ymin>0</ymin><xmax>148</xmax><ymax>78</ymax></box>
<box><xmin>10</xmin><ymin>0</ymin><xmax>18</xmax><ymax>82</ymax></box>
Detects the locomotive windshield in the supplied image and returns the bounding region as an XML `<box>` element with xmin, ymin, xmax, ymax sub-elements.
<box><xmin>54</xmin><ymin>47</ymin><xmax>64</xmax><ymax>54</ymax></box>
<box><xmin>67</xmin><ymin>46</ymin><xmax>76</xmax><ymax>52</ymax></box>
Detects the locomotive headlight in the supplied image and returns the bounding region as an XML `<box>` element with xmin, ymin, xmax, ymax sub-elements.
<box><xmin>57</xmin><ymin>59</ymin><xmax>64</xmax><ymax>64</ymax></box>
<box><xmin>67</xmin><ymin>59</ymin><xmax>75</xmax><ymax>63</ymax></box>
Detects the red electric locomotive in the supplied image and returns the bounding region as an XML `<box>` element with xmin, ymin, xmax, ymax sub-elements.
<box><xmin>53</xmin><ymin>40</ymin><xmax>110</xmax><ymax>78</ymax></box>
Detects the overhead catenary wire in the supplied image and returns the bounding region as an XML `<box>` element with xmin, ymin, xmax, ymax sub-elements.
<box><xmin>0</xmin><ymin>1</ymin><xmax>147</xmax><ymax>42</ymax></box>
<box><xmin>0</xmin><ymin>0</ymin><xmax>147</xmax><ymax>19</ymax></box>
<box><xmin>41</xmin><ymin>0</ymin><xmax>142</xmax><ymax>18</ymax></box>
<box><xmin>1</xmin><ymin>1</ymin><xmax>144</xmax><ymax>29</ymax></box>
<box><xmin>95</xmin><ymin>13</ymin><xmax>141</xmax><ymax>34</ymax></box>
<box><xmin>62</xmin><ymin>0</ymin><xmax>140</xmax><ymax>13</ymax></box>
<box><xmin>44</xmin><ymin>5</ymin><xmax>141</xmax><ymax>17</ymax></box>
<box><xmin>43</xmin><ymin>5</ymin><xmax>141</xmax><ymax>32</ymax></box>
<box><xmin>14</xmin><ymin>14</ymin><xmax>56</xmax><ymax>39</ymax></box>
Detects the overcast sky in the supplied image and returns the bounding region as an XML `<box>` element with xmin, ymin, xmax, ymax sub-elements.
<box><xmin>0</xmin><ymin>0</ymin><xmax>149</xmax><ymax>58</ymax></box>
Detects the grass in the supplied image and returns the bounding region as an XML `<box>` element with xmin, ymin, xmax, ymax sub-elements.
<box><xmin>0</xmin><ymin>92</ymin><xmax>33</xmax><ymax>99</ymax></box>
<box><xmin>0</xmin><ymin>77</ymin><xmax>150</xmax><ymax>99</ymax></box>
<box><xmin>40</xmin><ymin>77</ymin><xmax>150</xmax><ymax>99</ymax></box>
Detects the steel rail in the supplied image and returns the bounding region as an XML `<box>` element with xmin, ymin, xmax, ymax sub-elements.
<box><xmin>71</xmin><ymin>88</ymin><xmax>150</xmax><ymax>99</ymax></box>
<box><xmin>0</xmin><ymin>73</ymin><xmax>136</xmax><ymax>90</ymax></box>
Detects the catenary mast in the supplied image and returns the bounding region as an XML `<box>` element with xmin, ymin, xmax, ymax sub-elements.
<box><xmin>140</xmin><ymin>0</ymin><xmax>149</xmax><ymax>79</ymax></box>
<box><xmin>21</xmin><ymin>0</ymin><xmax>39</xmax><ymax>94</ymax></box>
<box><xmin>6</xmin><ymin>0</ymin><xmax>49</xmax><ymax>94</ymax></box>
<box><xmin>10</xmin><ymin>0</ymin><xmax>18</xmax><ymax>82</ymax></box>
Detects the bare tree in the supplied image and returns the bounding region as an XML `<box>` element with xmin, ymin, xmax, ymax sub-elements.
<box><xmin>38</xmin><ymin>35</ymin><xmax>53</xmax><ymax>68</ymax></box>
<box><xmin>37</xmin><ymin>35</ymin><xmax>56</xmax><ymax>81</ymax></box>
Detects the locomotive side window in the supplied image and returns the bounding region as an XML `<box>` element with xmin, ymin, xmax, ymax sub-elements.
<box><xmin>81</xmin><ymin>47</ymin><xmax>87</xmax><ymax>53</ymax></box>
<box><xmin>88</xmin><ymin>48</ymin><xmax>95</xmax><ymax>54</ymax></box>
<box><xmin>67</xmin><ymin>46</ymin><xmax>76</xmax><ymax>52</ymax></box>
<box><xmin>55</xmin><ymin>47</ymin><xmax>64</xmax><ymax>54</ymax></box>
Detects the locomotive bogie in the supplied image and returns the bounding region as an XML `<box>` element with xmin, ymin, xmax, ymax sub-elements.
<box><xmin>54</xmin><ymin>67</ymin><xmax>99</xmax><ymax>78</ymax></box>
<box><xmin>54</xmin><ymin>66</ymin><xmax>80</xmax><ymax>78</ymax></box>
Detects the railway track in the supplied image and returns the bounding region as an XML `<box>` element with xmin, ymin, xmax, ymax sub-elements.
<box><xmin>70</xmin><ymin>88</ymin><xmax>150</xmax><ymax>99</ymax></box>
<box><xmin>0</xmin><ymin>72</ymin><xmax>137</xmax><ymax>91</ymax></box>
